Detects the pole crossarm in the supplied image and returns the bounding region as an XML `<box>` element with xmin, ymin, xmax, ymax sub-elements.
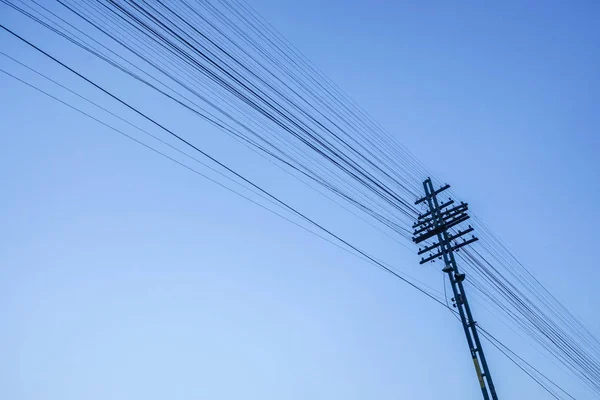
<box><xmin>417</xmin><ymin>226</ymin><xmax>475</xmax><ymax>255</ymax></box>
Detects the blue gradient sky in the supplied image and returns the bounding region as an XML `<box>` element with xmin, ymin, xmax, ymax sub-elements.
<box><xmin>1</xmin><ymin>1</ymin><xmax>599</xmax><ymax>399</ymax></box>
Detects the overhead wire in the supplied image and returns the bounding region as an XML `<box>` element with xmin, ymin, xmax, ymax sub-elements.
<box><xmin>0</xmin><ymin>22</ymin><xmax>446</xmax><ymax>313</ymax></box>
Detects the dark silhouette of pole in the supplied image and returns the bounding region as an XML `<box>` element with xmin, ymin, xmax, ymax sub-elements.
<box><xmin>413</xmin><ymin>178</ymin><xmax>498</xmax><ymax>400</ymax></box>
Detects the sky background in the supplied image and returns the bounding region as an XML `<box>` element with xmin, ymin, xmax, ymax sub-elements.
<box><xmin>1</xmin><ymin>0</ymin><xmax>599</xmax><ymax>399</ymax></box>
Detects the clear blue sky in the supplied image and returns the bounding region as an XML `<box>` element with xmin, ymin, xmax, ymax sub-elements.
<box><xmin>1</xmin><ymin>1</ymin><xmax>599</xmax><ymax>399</ymax></box>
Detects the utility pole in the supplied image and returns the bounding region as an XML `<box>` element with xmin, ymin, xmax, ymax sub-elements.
<box><xmin>412</xmin><ymin>178</ymin><xmax>498</xmax><ymax>400</ymax></box>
